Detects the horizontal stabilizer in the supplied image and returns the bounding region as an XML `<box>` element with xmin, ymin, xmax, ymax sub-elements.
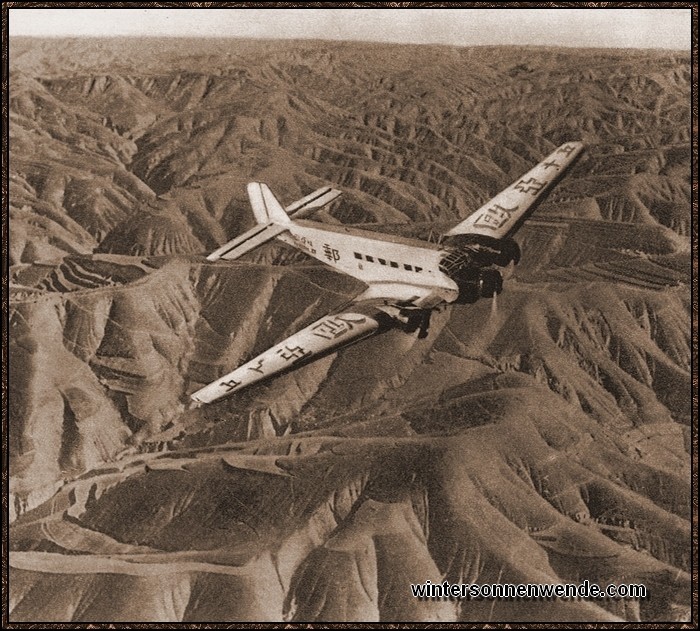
<box><xmin>286</xmin><ymin>187</ymin><xmax>342</xmax><ymax>219</ymax></box>
<box><xmin>206</xmin><ymin>222</ymin><xmax>287</xmax><ymax>262</ymax></box>
<box><xmin>191</xmin><ymin>311</ymin><xmax>380</xmax><ymax>404</ymax></box>
<box><xmin>445</xmin><ymin>141</ymin><xmax>584</xmax><ymax>240</ymax></box>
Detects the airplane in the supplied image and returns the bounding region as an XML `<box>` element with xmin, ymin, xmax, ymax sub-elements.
<box><xmin>191</xmin><ymin>141</ymin><xmax>584</xmax><ymax>404</ymax></box>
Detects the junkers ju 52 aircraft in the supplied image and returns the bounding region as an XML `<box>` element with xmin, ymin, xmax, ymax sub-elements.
<box><xmin>191</xmin><ymin>141</ymin><xmax>584</xmax><ymax>404</ymax></box>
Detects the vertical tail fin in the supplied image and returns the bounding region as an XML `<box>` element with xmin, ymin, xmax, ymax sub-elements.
<box><xmin>247</xmin><ymin>182</ymin><xmax>292</xmax><ymax>225</ymax></box>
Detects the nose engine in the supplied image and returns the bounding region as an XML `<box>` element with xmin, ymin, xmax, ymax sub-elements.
<box><xmin>446</xmin><ymin>267</ymin><xmax>503</xmax><ymax>304</ymax></box>
<box><xmin>439</xmin><ymin>235</ymin><xmax>518</xmax><ymax>304</ymax></box>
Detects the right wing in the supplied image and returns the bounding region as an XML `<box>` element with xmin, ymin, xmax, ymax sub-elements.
<box><xmin>444</xmin><ymin>141</ymin><xmax>584</xmax><ymax>239</ymax></box>
<box><xmin>190</xmin><ymin>310</ymin><xmax>381</xmax><ymax>404</ymax></box>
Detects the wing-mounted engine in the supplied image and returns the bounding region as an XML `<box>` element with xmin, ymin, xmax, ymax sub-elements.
<box><xmin>436</xmin><ymin>141</ymin><xmax>583</xmax><ymax>304</ymax></box>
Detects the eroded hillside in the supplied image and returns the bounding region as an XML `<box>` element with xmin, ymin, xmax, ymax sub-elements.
<box><xmin>8</xmin><ymin>38</ymin><xmax>691</xmax><ymax>622</ymax></box>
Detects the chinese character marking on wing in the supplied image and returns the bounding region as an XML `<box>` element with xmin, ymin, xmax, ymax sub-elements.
<box><xmin>323</xmin><ymin>244</ymin><xmax>341</xmax><ymax>262</ymax></box>
<box><xmin>276</xmin><ymin>345</ymin><xmax>312</xmax><ymax>364</ymax></box>
<box><xmin>557</xmin><ymin>144</ymin><xmax>576</xmax><ymax>156</ymax></box>
<box><xmin>542</xmin><ymin>160</ymin><xmax>560</xmax><ymax>170</ymax></box>
<box><xmin>473</xmin><ymin>204</ymin><xmax>519</xmax><ymax>230</ymax></box>
<box><xmin>514</xmin><ymin>177</ymin><xmax>546</xmax><ymax>195</ymax></box>
<box><xmin>311</xmin><ymin>315</ymin><xmax>368</xmax><ymax>340</ymax></box>
<box><xmin>247</xmin><ymin>358</ymin><xmax>265</xmax><ymax>374</ymax></box>
<box><xmin>220</xmin><ymin>378</ymin><xmax>242</xmax><ymax>392</ymax></box>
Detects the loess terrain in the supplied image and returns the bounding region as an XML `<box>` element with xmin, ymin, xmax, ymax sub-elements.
<box><xmin>8</xmin><ymin>38</ymin><xmax>692</xmax><ymax>622</ymax></box>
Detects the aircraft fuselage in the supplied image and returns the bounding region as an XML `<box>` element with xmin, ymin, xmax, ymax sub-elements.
<box><xmin>278</xmin><ymin>219</ymin><xmax>460</xmax><ymax>307</ymax></box>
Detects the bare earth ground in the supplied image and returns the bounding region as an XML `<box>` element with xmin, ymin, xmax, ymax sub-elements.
<box><xmin>8</xmin><ymin>38</ymin><xmax>691</xmax><ymax>622</ymax></box>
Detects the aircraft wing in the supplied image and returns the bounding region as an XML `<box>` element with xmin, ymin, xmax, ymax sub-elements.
<box><xmin>286</xmin><ymin>186</ymin><xmax>342</xmax><ymax>219</ymax></box>
<box><xmin>444</xmin><ymin>141</ymin><xmax>584</xmax><ymax>239</ymax></box>
<box><xmin>190</xmin><ymin>310</ymin><xmax>381</xmax><ymax>404</ymax></box>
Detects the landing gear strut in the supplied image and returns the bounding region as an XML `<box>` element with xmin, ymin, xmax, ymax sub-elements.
<box><xmin>405</xmin><ymin>310</ymin><xmax>431</xmax><ymax>339</ymax></box>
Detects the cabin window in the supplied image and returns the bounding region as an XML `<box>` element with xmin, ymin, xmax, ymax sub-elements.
<box><xmin>366</xmin><ymin>255</ymin><xmax>374</xmax><ymax>262</ymax></box>
<box><xmin>390</xmin><ymin>261</ymin><xmax>398</xmax><ymax>268</ymax></box>
<box><xmin>404</xmin><ymin>264</ymin><xmax>413</xmax><ymax>271</ymax></box>
<box><xmin>354</xmin><ymin>252</ymin><xmax>362</xmax><ymax>259</ymax></box>
<box><xmin>378</xmin><ymin>258</ymin><xmax>387</xmax><ymax>265</ymax></box>
<box><xmin>415</xmin><ymin>267</ymin><xmax>422</xmax><ymax>272</ymax></box>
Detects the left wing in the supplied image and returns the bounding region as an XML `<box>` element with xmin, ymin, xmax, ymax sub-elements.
<box><xmin>444</xmin><ymin>141</ymin><xmax>584</xmax><ymax>239</ymax></box>
<box><xmin>190</xmin><ymin>311</ymin><xmax>381</xmax><ymax>404</ymax></box>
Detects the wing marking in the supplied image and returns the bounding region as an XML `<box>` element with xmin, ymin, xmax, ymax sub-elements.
<box><xmin>190</xmin><ymin>311</ymin><xmax>380</xmax><ymax>404</ymax></box>
<box><xmin>445</xmin><ymin>141</ymin><xmax>584</xmax><ymax>239</ymax></box>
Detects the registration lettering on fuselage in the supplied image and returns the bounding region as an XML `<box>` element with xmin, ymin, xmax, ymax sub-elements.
<box><xmin>290</xmin><ymin>232</ymin><xmax>316</xmax><ymax>255</ymax></box>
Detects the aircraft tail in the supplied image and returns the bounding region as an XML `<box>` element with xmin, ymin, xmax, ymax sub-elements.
<box><xmin>247</xmin><ymin>182</ymin><xmax>292</xmax><ymax>225</ymax></box>
<box><xmin>206</xmin><ymin>182</ymin><xmax>337</xmax><ymax>262</ymax></box>
<box><xmin>205</xmin><ymin>183</ymin><xmax>290</xmax><ymax>261</ymax></box>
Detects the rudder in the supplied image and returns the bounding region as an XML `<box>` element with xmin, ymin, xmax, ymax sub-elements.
<box><xmin>247</xmin><ymin>182</ymin><xmax>292</xmax><ymax>225</ymax></box>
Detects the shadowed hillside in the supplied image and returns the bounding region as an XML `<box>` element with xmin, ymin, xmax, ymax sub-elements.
<box><xmin>8</xmin><ymin>38</ymin><xmax>691</xmax><ymax>623</ymax></box>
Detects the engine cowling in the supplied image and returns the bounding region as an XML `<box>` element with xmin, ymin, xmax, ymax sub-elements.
<box><xmin>478</xmin><ymin>268</ymin><xmax>504</xmax><ymax>296</ymax></box>
<box><xmin>451</xmin><ymin>268</ymin><xmax>503</xmax><ymax>304</ymax></box>
<box><xmin>494</xmin><ymin>239</ymin><xmax>521</xmax><ymax>267</ymax></box>
<box><xmin>441</xmin><ymin>234</ymin><xmax>521</xmax><ymax>268</ymax></box>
